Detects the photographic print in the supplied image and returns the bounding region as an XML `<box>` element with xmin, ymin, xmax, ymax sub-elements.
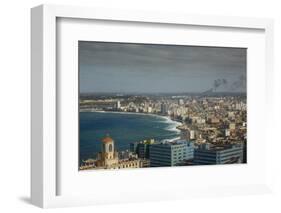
<box><xmin>79</xmin><ymin>41</ymin><xmax>247</xmax><ymax>171</ymax></box>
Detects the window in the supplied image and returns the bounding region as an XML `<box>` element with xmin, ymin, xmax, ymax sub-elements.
<box><xmin>109</xmin><ymin>144</ymin><xmax>112</xmax><ymax>152</ymax></box>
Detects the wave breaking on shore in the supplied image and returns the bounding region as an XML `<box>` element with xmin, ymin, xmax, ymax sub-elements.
<box><xmin>82</xmin><ymin>110</ymin><xmax>182</xmax><ymax>135</ymax></box>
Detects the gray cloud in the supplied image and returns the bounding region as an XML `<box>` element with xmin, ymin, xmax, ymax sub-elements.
<box><xmin>79</xmin><ymin>41</ymin><xmax>246</xmax><ymax>93</ymax></box>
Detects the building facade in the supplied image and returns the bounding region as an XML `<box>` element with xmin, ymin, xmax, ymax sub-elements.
<box><xmin>161</xmin><ymin>103</ymin><xmax>169</xmax><ymax>115</ymax></box>
<box><xmin>193</xmin><ymin>143</ymin><xmax>244</xmax><ymax>165</ymax></box>
<box><xmin>96</xmin><ymin>135</ymin><xmax>141</xmax><ymax>169</ymax></box>
<box><xmin>150</xmin><ymin>140</ymin><xmax>194</xmax><ymax>167</ymax></box>
<box><xmin>130</xmin><ymin>139</ymin><xmax>155</xmax><ymax>159</ymax></box>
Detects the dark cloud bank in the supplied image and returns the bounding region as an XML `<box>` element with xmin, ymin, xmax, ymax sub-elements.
<box><xmin>79</xmin><ymin>41</ymin><xmax>246</xmax><ymax>94</ymax></box>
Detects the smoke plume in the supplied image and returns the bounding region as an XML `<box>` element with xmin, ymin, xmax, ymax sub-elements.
<box><xmin>230</xmin><ymin>74</ymin><xmax>246</xmax><ymax>91</ymax></box>
<box><xmin>213</xmin><ymin>78</ymin><xmax>228</xmax><ymax>91</ymax></box>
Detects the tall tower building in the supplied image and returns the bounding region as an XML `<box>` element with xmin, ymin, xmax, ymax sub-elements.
<box><xmin>161</xmin><ymin>103</ymin><xmax>168</xmax><ymax>115</ymax></box>
<box><xmin>116</xmin><ymin>101</ymin><xmax>121</xmax><ymax>109</ymax></box>
<box><xmin>97</xmin><ymin>135</ymin><xmax>119</xmax><ymax>168</ymax></box>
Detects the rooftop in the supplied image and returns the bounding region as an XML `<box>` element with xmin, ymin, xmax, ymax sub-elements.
<box><xmin>102</xmin><ymin>135</ymin><xmax>113</xmax><ymax>143</ymax></box>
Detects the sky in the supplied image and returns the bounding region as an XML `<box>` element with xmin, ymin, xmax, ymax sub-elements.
<box><xmin>79</xmin><ymin>41</ymin><xmax>246</xmax><ymax>94</ymax></box>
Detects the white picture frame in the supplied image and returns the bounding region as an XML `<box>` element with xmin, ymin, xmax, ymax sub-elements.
<box><xmin>31</xmin><ymin>4</ymin><xmax>274</xmax><ymax>208</ymax></box>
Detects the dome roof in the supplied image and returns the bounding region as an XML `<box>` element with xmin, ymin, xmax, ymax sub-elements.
<box><xmin>102</xmin><ymin>135</ymin><xmax>113</xmax><ymax>143</ymax></box>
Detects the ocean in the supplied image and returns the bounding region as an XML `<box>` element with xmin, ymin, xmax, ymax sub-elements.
<box><xmin>79</xmin><ymin>111</ymin><xmax>181</xmax><ymax>162</ymax></box>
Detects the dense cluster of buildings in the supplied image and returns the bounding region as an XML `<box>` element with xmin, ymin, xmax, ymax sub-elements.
<box><xmin>80</xmin><ymin>93</ymin><xmax>246</xmax><ymax>170</ymax></box>
<box><xmin>129</xmin><ymin>138</ymin><xmax>244</xmax><ymax>167</ymax></box>
<box><xmin>80</xmin><ymin>134</ymin><xmax>245</xmax><ymax>170</ymax></box>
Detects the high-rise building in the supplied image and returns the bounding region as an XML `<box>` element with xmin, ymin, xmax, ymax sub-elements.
<box><xmin>130</xmin><ymin>139</ymin><xmax>155</xmax><ymax>159</ymax></box>
<box><xmin>115</xmin><ymin>100</ymin><xmax>121</xmax><ymax>109</ymax></box>
<box><xmin>161</xmin><ymin>103</ymin><xmax>168</xmax><ymax>115</ymax></box>
<box><xmin>129</xmin><ymin>142</ymin><xmax>139</xmax><ymax>154</ymax></box>
<box><xmin>150</xmin><ymin>140</ymin><xmax>194</xmax><ymax>167</ymax></box>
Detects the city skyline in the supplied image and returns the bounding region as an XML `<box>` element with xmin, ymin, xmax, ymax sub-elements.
<box><xmin>79</xmin><ymin>41</ymin><xmax>247</xmax><ymax>94</ymax></box>
<box><xmin>79</xmin><ymin>41</ymin><xmax>247</xmax><ymax>170</ymax></box>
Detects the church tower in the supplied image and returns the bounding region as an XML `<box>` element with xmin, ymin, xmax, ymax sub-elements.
<box><xmin>102</xmin><ymin>135</ymin><xmax>115</xmax><ymax>159</ymax></box>
<box><xmin>98</xmin><ymin>135</ymin><xmax>118</xmax><ymax>168</ymax></box>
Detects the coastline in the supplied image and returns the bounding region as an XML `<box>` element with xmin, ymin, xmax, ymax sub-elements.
<box><xmin>79</xmin><ymin>110</ymin><xmax>183</xmax><ymax>163</ymax></box>
<box><xmin>80</xmin><ymin>110</ymin><xmax>182</xmax><ymax>134</ymax></box>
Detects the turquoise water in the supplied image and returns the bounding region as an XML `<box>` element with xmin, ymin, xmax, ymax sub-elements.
<box><xmin>79</xmin><ymin>112</ymin><xmax>180</xmax><ymax>162</ymax></box>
